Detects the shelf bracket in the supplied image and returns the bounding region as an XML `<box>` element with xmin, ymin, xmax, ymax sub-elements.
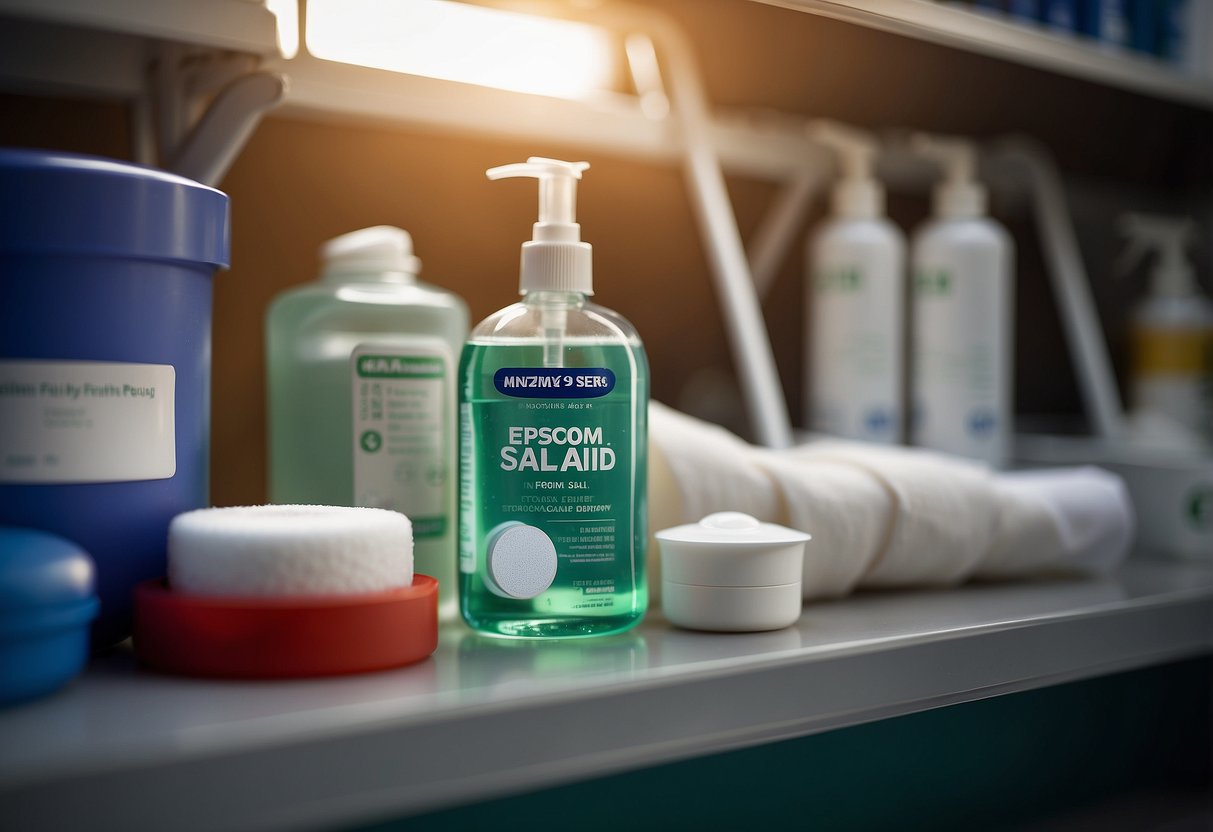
<box><xmin>145</xmin><ymin>42</ymin><xmax>285</xmax><ymax>186</ymax></box>
<box><xmin>991</xmin><ymin>139</ymin><xmax>1127</xmax><ymax>439</ymax></box>
<box><xmin>748</xmin><ymin>169</ymin><xmax>823</xmax><ymax>300</ymax></box>
<box><xmin>612</xmin><ymin>6</ymin><xmax>795</xmax><ymax>447</ymax></box>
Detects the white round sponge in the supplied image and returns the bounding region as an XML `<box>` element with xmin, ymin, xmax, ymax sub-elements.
<box><xmin>168</xmin><ymin>505</ymin><xmax>413</xmax><ymax>598</ymax></box>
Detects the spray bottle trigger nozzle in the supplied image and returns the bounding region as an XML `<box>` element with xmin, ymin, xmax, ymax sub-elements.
<box><xmin>1117</xmin><ymin>213</ymin><xmax>1195</xmax><ymax>269</ymax></box>
<box><xmin>1116</xmin><ymin>213</ymin><xmax>1198</xmax><ymax>296</ymax></box>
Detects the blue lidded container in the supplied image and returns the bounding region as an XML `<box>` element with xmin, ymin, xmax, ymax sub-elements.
<box><xmin>0</xmin><ymin>150</ymin><xmax>230</xmax><ymax>645</ymax></box>
<box><xmin>0</xmin><ymin>528</ymin><xmax>98</xmax><ymax>705</ymax></box>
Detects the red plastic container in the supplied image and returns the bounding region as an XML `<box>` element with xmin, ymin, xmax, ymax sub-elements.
<box><xmin>133</xmin><ymin>575</ymin><xmax>438</xmax><ymax>678</ymax></box>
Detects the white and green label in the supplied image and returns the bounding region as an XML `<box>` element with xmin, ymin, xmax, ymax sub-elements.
<box><xmin>0</xmin><ymin>359</ymin><xmax>176</xmax><ymax>483</ymax></box>
<box><xmin>809</xmin><ymin>248</ymin><xmax>903</xmax><ymax>443</ymax></box>
<box><xmin>911</xmin><ymin>245</ymin><xmax>1012</xmax><ymax>466</ymax></box>
<box><xmin>352</xmin><ymin>343</ymin><xmax>451</xmax><ymax>538</ymax></box>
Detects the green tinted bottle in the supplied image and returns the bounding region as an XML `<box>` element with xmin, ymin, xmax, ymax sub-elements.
<box><xmin>459</xmin><ymin>159</ymin><xmax>648</xmax><ymax>638</ymax></box>
<box><xmin>266</xmin><ymin>227</ymin><xmax>468</xmax><ymax>613</ymax></box>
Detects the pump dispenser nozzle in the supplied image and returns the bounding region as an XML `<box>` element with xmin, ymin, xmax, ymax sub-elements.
<box><xmin>486</xmin><ymin>157</ymin><xmax>593</xmax><ymax>295</ymax></box>
<box><xmin>807</xmin><ymin>120</ymin><xmax>884</xmax><ymax>218</ymax></box>
<box><xmin>1118</xmin><ymin>213</ymin><xmax>1198</xmax><ymax>298</ymax></box>
<box><xmin>912</xmin><ymin>133</ymin><xmax>986</xmax><ymax>218</ymax></box>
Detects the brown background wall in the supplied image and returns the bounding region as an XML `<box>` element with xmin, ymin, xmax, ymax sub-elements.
<box><xmin>3</xmin><ymin>0</ymin><xmax>1210</xmax><ymax>507</ymax></box>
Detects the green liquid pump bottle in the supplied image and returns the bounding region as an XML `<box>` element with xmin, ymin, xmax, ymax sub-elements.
<box><xmin>266</xmin><ymin>226</ymin><xmax>468</xmax><ymax>613</ymax></box>
<box><xmin>459</xmin><ymin>158</ymin><xmax>649</xmax><ymax>638</ymax></box>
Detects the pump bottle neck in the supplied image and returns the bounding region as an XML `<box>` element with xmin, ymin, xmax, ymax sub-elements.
<box><xmin>832</xmin><ymin>180</ymin><xmax>883</xmax><ymax>219</ymax></box>
<box><xmin>523</xmin><ymin>289</ymin><xmax>586</xmax><ymax>307</ymax></box>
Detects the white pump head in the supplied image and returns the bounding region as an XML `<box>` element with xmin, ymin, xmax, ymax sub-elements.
<box><xmin>321</xmin><ymin>226</ymin><xmax>421</xmax><ymax>279</ymax></box>
<box><xmin>912</xmin><ymin>133</ymin><xmax>987</xmax><ymax>218</ymax></box>
<box><xmin>486</xmin><ymin>157</ymin><xmax>593</xmax><ymax>295</ymax></box>
<box><xmin>807</xmin><ymin>120</ymin><xmax>884</xmax><ymax>218</ymax></box>
<box><xmin>1118</xmin><ymin>213</ymin><xmax>1198</xmax><ymax>298</ymax></box>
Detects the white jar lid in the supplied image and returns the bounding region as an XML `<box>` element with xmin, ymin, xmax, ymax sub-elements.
<box><xmin>656</xmin><ymin>512</ymin><xmax>810</xmax><ymax>589</ymax></box>
<box><xmin>656</xmin><ymin>512</ymin><xmax>810</xmax><ymax>546</ymax></box>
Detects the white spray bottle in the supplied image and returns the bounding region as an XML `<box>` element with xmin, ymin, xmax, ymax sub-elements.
<box><xmin>806</xmin><ymin>120</ymin><xmax>906</xmax><ymax>443</ymax></box>
<box><xmin>910</xmin><ymin>133</ymin><xmax>1014</xmax><ymax>467</ymax></box>
<box><xmin>1119</xmin><ymin>213</ymin><xmax>1213</xmax><ymax>443</ymax></box>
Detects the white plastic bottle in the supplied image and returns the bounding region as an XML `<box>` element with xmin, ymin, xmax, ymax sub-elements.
<box><xmin>806</xmin><ymin>120</ymin><xmax>906</xmax><ymax>443</ymax></box>
<box><xmin>1120</xmin><ymin>213</ymin><xmax>1213</xmax><ymax>443</ymax></box>
<box><xmin>266</xmin><ymin>227</ymin><xmax>468</xmax><ymax>611</ymax></box>
<box><xmin>910</xmin><ymin>134</ymin><xmax>1014</xmax><ymax>467</ymax></box>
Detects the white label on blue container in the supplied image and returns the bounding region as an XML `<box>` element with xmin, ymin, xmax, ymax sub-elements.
<box><xmin>0</xmin><ymin>360</ymin><xmax>176</xmax><ymax>483</ymax></box>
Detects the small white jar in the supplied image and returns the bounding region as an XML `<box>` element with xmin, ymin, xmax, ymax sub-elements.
<box><xmin>656</xmin><ymin>512</ymin><xmax>811</xmax><ymax>632</ymax></box>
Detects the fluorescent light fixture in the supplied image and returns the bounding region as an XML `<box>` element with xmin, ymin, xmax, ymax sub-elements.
<box><xmin>267</xmin><ymin>0</ymin><xmax>300</xmax><ymax>60</ymax></box>
<box><xmin>306</xmin><ymin>0</ymin><xmax>617</xmax><ymax>100</ymax></box>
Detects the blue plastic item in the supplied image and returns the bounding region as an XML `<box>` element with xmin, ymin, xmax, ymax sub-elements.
<box><xmin>1128</xmin><ymin>0</ymin><xmax>1159</xmax><ymax>54</ymax></box>
<box><xmin>1081</xmin><ymin>0</ymin><xmax>1132</xmax><ymax>44</ymax></box>
<box><xmin>973</xmin><ymin>0</ymin><xmax>1007</xmax><ymax>14</ymax></box>
<box><xmin>0</xmin><ymin>149</ymin><xmax>230</xmax><ymax>645</ymax></box>
<box><xmin>1155</xmin><ymin>0</ymin><xmax>1188</xmax><ymax>63</ymax></box>
<box><xmin>1008</xmin><ymin>0</ymin><xmax>1041</xmax><ymax>22</ymax></box>
<box><xmin>1039</xmin><ymin>0</ymin><xmax>1080</xmax><ymax>32</ymax></box>
<box><xmin>0</xmin><ymin>528</ymin><xmax>99</xmax><ymax>706</ymax></box>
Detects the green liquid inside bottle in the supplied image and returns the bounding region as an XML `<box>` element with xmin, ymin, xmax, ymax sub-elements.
<box><xmin>459</xmin><ymin>297</ymin><xmax>649</xmax><ymax>638</ymax></box>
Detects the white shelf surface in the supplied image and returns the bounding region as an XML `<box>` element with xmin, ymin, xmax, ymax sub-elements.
<box><xmin>1</xmin><ymin>559</ymin><xmax>1211</xmax><ymax>831</ymax></box>
<box><xmin>755</xmin><ymin>0</ymin><xmax>1213</xmax><ymax>110</ymax></box>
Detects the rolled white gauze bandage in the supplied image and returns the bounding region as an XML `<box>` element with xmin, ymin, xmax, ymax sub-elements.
<box><xmin>751</xmin><ymin>453</ymin><xmax>891</xmax><ymax>599</ymax></box>
<box><xmin>649</xmin><ymin>401</ymin><xmax>780</xmax><ymax>523</ymax></box>
<box><xmin>796</xmin><ymin>441</ymin><xmax>999</xmax><ymax>588</ymax></box>
<box><xmin>649</xmin><ymin>401</ymin><xmax>782</xmax><ymax>600</ymax></box>
<box><xmin>979</xmin><ymin>467</ymin><xmax>1134</xmax><ymax>579</ymax></box>
<box><xmin>168</xmin><ymin>505</ymin><xmax>414</xmax><ymax>597</ymax></box>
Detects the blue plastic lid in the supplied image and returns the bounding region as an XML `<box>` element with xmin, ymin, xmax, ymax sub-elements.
<box><xmin>0</xmin><ymin>528</ymin><xmax>98</xmax><ymax>705</ymax></box>
<box><xmin>0</xmin><ymin>148</ymin><xmax>230</xmax><ymax>268</ymax></box>
<box><xmin>0</xmin><ymin>527</ymin><xmax>97</xmax><ymax>611</ymax></box>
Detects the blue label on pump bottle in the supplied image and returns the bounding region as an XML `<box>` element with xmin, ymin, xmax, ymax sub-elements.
<box><xmin>493</xmin><ymin>368</ymin><xmax>615</xmax><ymax>398</ymax></box>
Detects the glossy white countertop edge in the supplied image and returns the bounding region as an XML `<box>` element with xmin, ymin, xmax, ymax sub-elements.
<box><xmin>1</xmin><ymin>558</ymin><xmax>1211</xmax><ymax>832</ymax></box>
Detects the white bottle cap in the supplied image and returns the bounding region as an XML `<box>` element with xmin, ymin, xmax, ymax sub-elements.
<box><xmin>807</xmin><ymin>120</ymin><xmax>885</xmax><ymax>219</ymax></box>
<box><xmin>486</xmin><ymin>157</ymin><xmax>593</xmax><ymax>295</ymax></box>
<box><xmin>656</xmin><ymin>512</ymin><xmax>810</xmax><ymax>632</ymax></box>
<box><xmin>321</xmin><ymin>226</ymin><xmax>421</xmax><ymax>278</ymax></box>
<box><xmin>912</xmin><ymin>133</ymin><xmax>987</xmax><ymax>219</ymax></box>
